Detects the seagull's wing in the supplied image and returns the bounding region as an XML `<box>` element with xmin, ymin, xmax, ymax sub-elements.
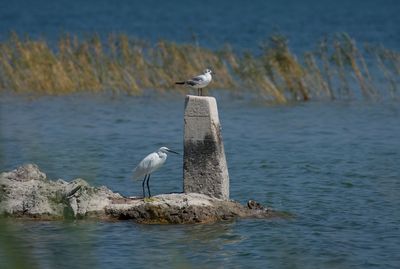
<box><xmin>191</xmin><ymin>74</ymin><xmax>206</xmax><ymax>82</ymax></box>
<box><xmin>186</xmin><ymin>74</ymin><xmax>206</xmax><ymax>86</ymax></box>
<box><xmin>132</xmin><ymin>152</ymin><xmax>158</xmax><ymax>180</ymax></box>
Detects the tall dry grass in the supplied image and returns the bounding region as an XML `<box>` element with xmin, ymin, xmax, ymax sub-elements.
<box><xmin>0</xmin><ymin>32</ymin><xmax>398</xmax><ymax>102</ymax></box>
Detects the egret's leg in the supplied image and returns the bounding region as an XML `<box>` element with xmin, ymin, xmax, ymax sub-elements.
<box><xmin>142</xmin><ymin>175</ymin><xmax>148</xmax><ymax>198</ymax></box>
<box><xmin>146</xmin><ymin>174</ymin><xmax>152</xmax><ymax>197</ymax></box>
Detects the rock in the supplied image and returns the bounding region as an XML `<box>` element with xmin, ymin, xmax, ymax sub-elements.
<box><xmin>1</xmin><ymin>163</ymin><xmax>46</xmax><ymax>182</ymax></box>
<box><xmin>0</xmin><ymin>164</ymin><xmax>121</xmax><ymax>219</ymax></box>
<box><xmin>106</xmin><ymin>193</ymin><xmax>274</xmax><ymax>224</ymax></box>
<box><xmin>247</xmin><ymin>200</ymin><xmax>264</xmax><ymax>210</ymax></box>
<box><xmin>0</xmin><ymin>164</ymin><xmax>284</xmax><ymax>224</ymax></box>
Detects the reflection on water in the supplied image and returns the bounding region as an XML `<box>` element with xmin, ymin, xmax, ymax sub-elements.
<box><xmin>1</xmin><ymin>94</ymin><xmax>400</xmax><ymax>268</ymax></box>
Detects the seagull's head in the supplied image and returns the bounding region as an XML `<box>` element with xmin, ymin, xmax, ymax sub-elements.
<box><xmin>203</xmin><ymin>68</ymin><xmax>214</xmax><ymax>75</ymax></box>
<box><xmin>158</xmin><ymin>147</ymin><xmax>179</xmax><ymax>155</ymax></box>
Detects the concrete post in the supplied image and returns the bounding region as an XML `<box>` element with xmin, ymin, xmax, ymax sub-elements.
<box><xmin>183</xmin><ymin>95</ymin><xmax>229</xmax><ymax>200</ymax></box>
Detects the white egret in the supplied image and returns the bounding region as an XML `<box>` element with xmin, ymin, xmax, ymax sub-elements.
<box><xmin>175</xmin><ymin>69</ymin><xmax>214</xmax><ymax>96</ymax></box>
<box><xmin>132</xmin><ymin>147</ymin><xmax>179</xmax><ymax>198</ymax></box>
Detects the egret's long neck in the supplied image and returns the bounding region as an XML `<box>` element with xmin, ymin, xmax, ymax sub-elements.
<box><xmin>157</xmin><ymin>151</ymin><xmax>167</xmax><ymax>160</ymax></box>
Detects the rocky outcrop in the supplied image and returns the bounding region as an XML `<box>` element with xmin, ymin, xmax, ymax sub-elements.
<box><xmin>0</xmin><ymin>164</ymin><xmax>285</xmax><ymax>224</ymax></box>
<box><xmin>106</xmin><ymin>193</ymin><xmax>279</xmax><ymax>224</ymax></box>
<box><xmin>0</xmin><ymin>164</ymin><xmax>122</xmax><ymax>219</ymax></box>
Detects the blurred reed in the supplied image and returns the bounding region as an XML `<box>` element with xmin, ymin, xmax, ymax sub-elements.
<box><xmin>0</xmin><ymin>32</ymin><xmax>398</xmax><ymax>102</ymax></box>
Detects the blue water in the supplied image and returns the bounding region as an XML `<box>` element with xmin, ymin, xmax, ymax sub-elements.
<box><xmin>1</xmin><ymin>94</ymin><xmax>400</xmax><ymax>268</ymax></box>
<box><xmin>1</xmin><ymin>0</ymin><xmax>399</xmax><ymax>52</ymax></box>
<box><xmin>1</xmin><ymin>0</ymin><xmax>400</xmax><ymax>268</ymax></box>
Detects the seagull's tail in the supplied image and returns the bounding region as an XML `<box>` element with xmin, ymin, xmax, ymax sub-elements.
<box><xmin>175</xmin><ymin>81</ymin><xmax>185</xmax><ymax>85</ymax></box>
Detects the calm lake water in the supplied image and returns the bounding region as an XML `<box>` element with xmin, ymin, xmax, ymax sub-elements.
<box><xmin>1</xmin><ymin>93</ymin><xmax>399</xmax><ymax>268</ymax></box>
<box><xmin>1</xmin><ymin>0</ymin><xmax>399</xmax><ymax>52</ymax></box>
<box><xmin>1</xmin><ymin>0</ymin><xmax>400</xmax><ymax>268</ymax></box>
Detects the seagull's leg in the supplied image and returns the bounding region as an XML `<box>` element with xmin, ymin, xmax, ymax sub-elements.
<box><xmin>142</xmin><ymin>175</ymin><xmax>148</xmax><ymax>198</ymax></box>
<box><xmin>197</xmin><ymin>88</ymin><xmax>200</xmax><ymax>96</ymax></box>
<box><xmin>200</xmin><ymin>88</ymin><xmax>203</xmax><ymax>96</ymax></box>
<box><xmin>146</xmin><ymin>174</ymin><xmax>152</xmax><ymax>197</ymax></box>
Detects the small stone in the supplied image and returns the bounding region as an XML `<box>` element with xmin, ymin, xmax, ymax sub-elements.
<box><xmin>247</xmin><ymin>200</ymin><xmax>264</xmax><ymax>210</ymax></box>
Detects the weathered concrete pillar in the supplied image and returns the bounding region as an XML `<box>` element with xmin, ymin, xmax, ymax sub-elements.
<box><xmin>183</xmin><ymin>95</ymin><xmax>229</xmax><ymax>200</ymax></box>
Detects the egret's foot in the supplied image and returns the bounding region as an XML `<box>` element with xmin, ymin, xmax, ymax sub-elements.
<box><xmin>143</xmin><ymin>197</ymin><xmax>158</xmax><ymax>203</ymax></box>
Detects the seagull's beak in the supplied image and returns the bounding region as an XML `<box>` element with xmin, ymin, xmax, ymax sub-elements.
<box><xmin>167</xmin><ymin>149</ymin><xmax>180</xmax><ymax>155</ymax></box>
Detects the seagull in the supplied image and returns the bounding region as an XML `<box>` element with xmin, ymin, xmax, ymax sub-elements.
<box><xmin>132</xmin><ymin>147</ymin><xmax>179</xmax><ymax>198</ymax></box>
<box><xmin>175</xmin><ymin>69</ymin><xmax>214</xmax><ymax>96</ymax></box>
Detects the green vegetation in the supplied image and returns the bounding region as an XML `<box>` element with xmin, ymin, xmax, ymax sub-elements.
<box><xmin>0</xmin><ymin>32</ymin><xmax>398</xmax><ymax>102</ymax></box>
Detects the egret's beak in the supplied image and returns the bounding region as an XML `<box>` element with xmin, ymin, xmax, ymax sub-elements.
<box><xmin>167</xmin><ymin>149</ymin><xmax>180</xmax><ymax>155</ymax></box>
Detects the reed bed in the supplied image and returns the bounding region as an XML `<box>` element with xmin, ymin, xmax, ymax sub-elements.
<box><xmin>0</xmin><ymin>32</ymin><xmax>398</xmax><ymax>102</ymax></box>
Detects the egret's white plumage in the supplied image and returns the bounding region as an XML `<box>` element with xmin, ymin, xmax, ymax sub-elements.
<box><xmin>175</xmin><ymin>69</ymin><xmax>214</xmax><ymax>96</ymax></box>
<box><xmin>132</xmin><ymin>150</ymin><xmax>166</xmax><ymax>179</ymax></box>
<box><xmin>132</xmin><ymin>146</ymin><xmax>179</xmax><ymax>197</ymax></box>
